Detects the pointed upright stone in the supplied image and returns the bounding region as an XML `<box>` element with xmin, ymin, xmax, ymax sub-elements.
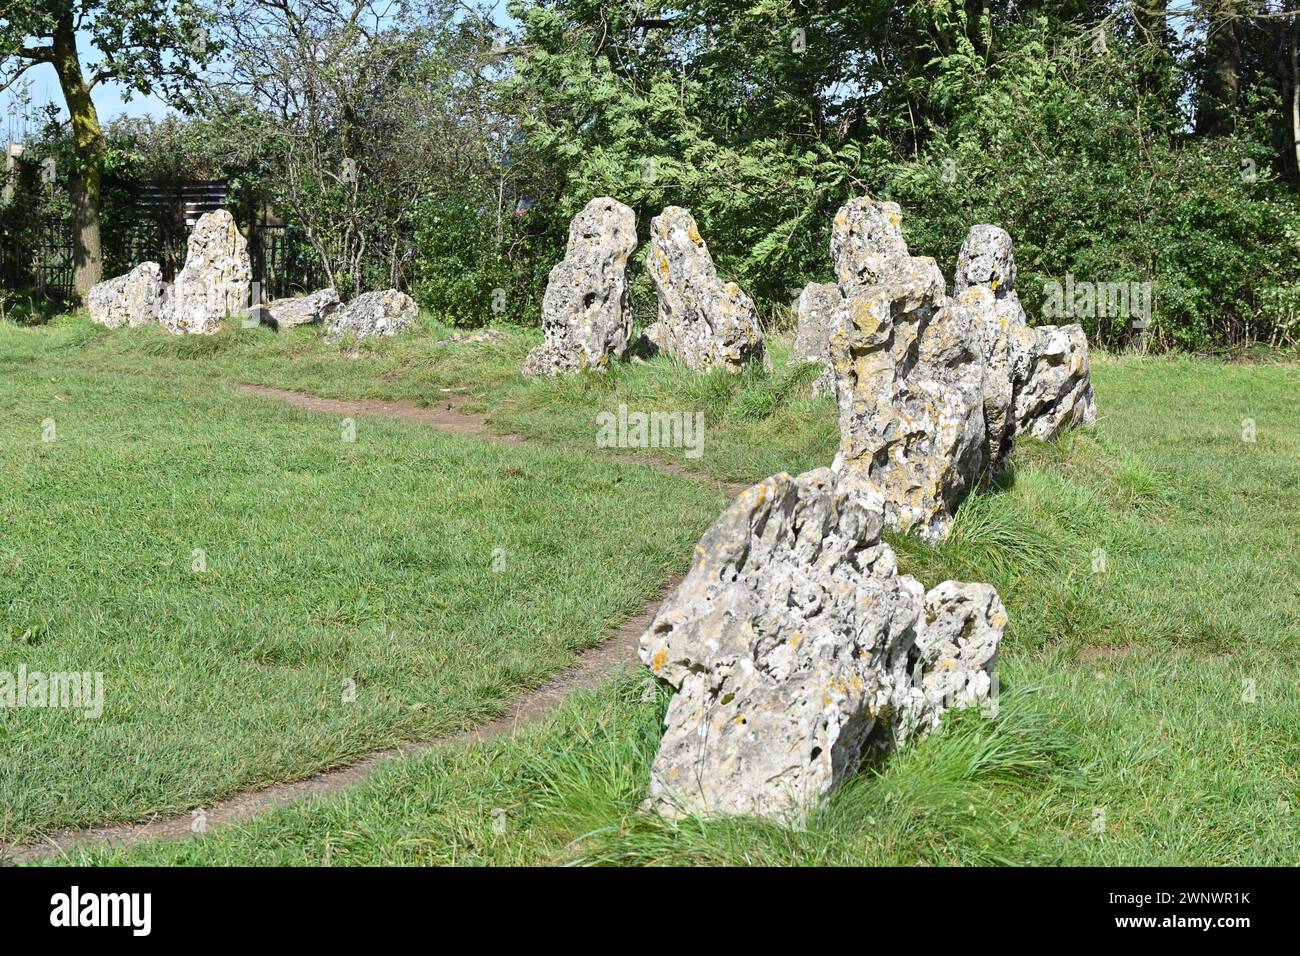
<box><xmin>643</xmin><ymin>206</ymin><xmax>767</xmax><ymax>373</ymax></box>
<box><xmin>523</xmin><ymin>197</ymin><xmax>638</xmax><ymax>376</ymax></box>
<box><xmin>161</xmin><ymin>210</ymin><xmax>252</xmax><ymax>335</ymax></box>
<box><xmin>828</xmin><ymin>197</ymin><xmax>987</xmax><ymax>540</ymax></box>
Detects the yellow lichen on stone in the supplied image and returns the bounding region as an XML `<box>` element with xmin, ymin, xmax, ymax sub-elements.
<box><xmin>652</xmin><ymin>647</ymin><xmax>668</xmax><ymax>673</ymax></box>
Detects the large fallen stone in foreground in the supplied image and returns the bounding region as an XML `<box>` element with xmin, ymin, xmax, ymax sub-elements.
<box><xmin>828</xmin><ymin>198</ymin><xmax>987</xmax><ymax>540</ymax></box>
<box><xmin>523</xmin><ymin>197</ymin><xmax>637</xmax><ymax>376</ymax></box>
<box><xmin>953</xmin><ymin>224</ymin><xmax>1096</xmax><ymax>452</ymax></box>
<box><xmin>643</xmin><ymin>206</ymin><xmax>767</xmax><ymax>373</ymax></box>
<box><xmin>788</xmin><ymin>281</ymin><xmax>840</xmax><ymax>396</ymax></box>
<box><xmin>162</xmin><ymin>209</ymin><xmax>252</xmax><ymax>335</ymax></box>
<box><xmin>256</xmin><ymin>288</ymin><xmax>340</xmax><ymax>329</ymax></box>
<box><xmin>639</xmin><ymin>468</ymin><xmax>1005</xmax><ymax>826</ymax></box>
<box><xmin>323</xmin><ymin>289</ymin><xmax>417</xmax><ymax>343</ymax></box>
<box><xmin>87</xmin><ymin>261</ymin><xmax>163</xmax><ymax>328</ymax></box>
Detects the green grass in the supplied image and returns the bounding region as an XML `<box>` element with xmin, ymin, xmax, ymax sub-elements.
<box><xmin>0</xmin><ymin>317</ymin><xmax>727</xmax><ymax>843</ymax></box>
<box><xmin>5</xmin><ymin>313</ymin><xmax>1299</xmax><ymax>865</ymax></box>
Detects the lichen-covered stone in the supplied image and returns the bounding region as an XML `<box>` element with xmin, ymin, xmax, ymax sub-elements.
<box><xmin>1015</xmin><ymin>323</ymin><xmax>1099</xmax><ymax>439</ymax></box>
<box><xmin>789</xmin><ymin>282</ymin><xmax>841</xmax><ymax>396</ymax></box>
<box><xmin>87</xmin><ymin>261</ymin><xmax>162</xmax><ymax>328</ymax></box>
<box><xmin>323</xmin><ymin>289</ymin><xmax>417</xmax><ymax>343</ymax></box>
<box><xmin>256</xmin><ymin>288</ymin><xmax>340</xmax><ymax>329</ymax></box>
<box><xmin>639</xmin><ymin>468</ymin><xmax>1005</xmax><ymax>826</ymax></box>
<box><xmin>831</xmin><ymin>196</ymin><xmax>910</xmax><ymax>290</ymax></box>
<box><xmin>953</xmin><ymin>225</ymin><xmax>1036</xmax><ymax>469</ymax></box>
<box><xmin>644</xmin><ymin>206</ymin><xmax>767</xmax><ymax>373</ymax></box>
<box><xmin>523</xmin><ymin>197</ymin><xmax>637</xmax><ymax>377</ymax></box>
<box><xmin>954</xmin><ymin>223</ymin><xmax>1017</xmax><ymax>293</ymax></box>
<box><xmin>828</xmin><ymin>199</ymin><xmax>987</xmax><ymax>540</ymax></box>
<box><xmin>161</xmin><ymin>210</ymin><xmax>252</xmax><ymax>335</ymax></box>
<box><xmin>954</xmin><ymin>224</ymin><xmax>1097</xmax><ymax>453</ymax></box>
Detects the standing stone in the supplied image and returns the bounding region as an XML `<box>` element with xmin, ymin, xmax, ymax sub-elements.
<box><xmin>254</xmin><ymin>288</ymin><xmax>340</xmax><ymax>329</ymax></box>
<box><xmin>639</xmin><ymin>468</ymin><xmax>1005</xmax><ymax>826</ymax></box>
<box><xmin>953</xmin><ymin>225</ymin><xmax>1037</xmax><ymax>469</ymax></box>
<box><xmin>1014</xmin><ymin>324</ymin><xmax>1098</xmax><ymax>439</ymax></box>
<box><xmin>161</xmin><ymin>209</ymin><xmax>252</xmax><ymax>335</ymax></box>
<box><xmin>788</xmin><ymin>282</ymin><xmax>841</xmax><ymax>397</ymax></box>
<box><xmin>954</xmin><ymin>224</ymin><xmax>1097</xmax><ymax>451</ymax></box>
<box><xmin>323</xmin><ymin>289</ymin><xmax>418</xmax><ymax>343</ymax></box>
<box><xmin>87</xmin><ymin>261</ymin><xmax>163</xmax><ymax>328</ymax></box>
<box><xmin>828</xmin><ymin>197</ymin><xmax>988</xmax><ymax>540</ymax></box>
<box><xmin>831</xmin><ymin>196</ymin><xmax>911</xmax><ymax>290</ymax></box>
<box><xmin>522</xmin><ymin>197</ymin><xmax>638</xmax><ymax>376</ymax></box>
<box><xmin>644</xmin><ymin>206</ymin><xmax>767</xmax><ymax>373</ymax></box>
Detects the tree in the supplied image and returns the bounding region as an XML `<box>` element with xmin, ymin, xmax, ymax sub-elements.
<box><xmin>0</xmin><ymin>1</ymin><xmax>213</xmax><ymax>298</ymax></box>
<box><xmin>209</xmin><ymin>0</ymin><xmax>508</xmax><ymax>297</ymax></box>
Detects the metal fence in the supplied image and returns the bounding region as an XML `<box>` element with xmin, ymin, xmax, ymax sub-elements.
<box><xmin>1</xmin><ymin>175</ymin><xmax>324</xmax><ymax>303</ymax></box>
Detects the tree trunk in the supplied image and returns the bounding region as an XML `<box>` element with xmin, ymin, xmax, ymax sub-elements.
<box><xmin>51</xmin><ymin>9</ymin><xmax>107</xmax><ymax>300</ymax></box>
<box><xmin>1197</xmin><ymin>1</ymin><xmax>1243</xmax><ymax>137</ymax></box>
<box><xmin>1291</xmin><ymin>21</ymin><xmax>1300</xmax><ymax>186</ymax></box>
<box><xmin>1135</xmin><ymin>0</ymin><xmax>1175</xmax><ymax>113</ymax></box>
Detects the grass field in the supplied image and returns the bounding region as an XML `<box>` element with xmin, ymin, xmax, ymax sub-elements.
<box><xmin>3</xmin><ymin>312</ymin><xmax>1298</xmax><ymax>865</ymax></box>
<box><xmin>0</xmin><ymin>318</ymin><xmax>727</xmax><ymax>844</ymax></box>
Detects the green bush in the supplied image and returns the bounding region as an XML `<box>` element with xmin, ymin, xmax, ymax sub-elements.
<box><xmin>885</xmin><ymin>33</ymin><xmax>1300</xmax><ymax>351</ymax></box>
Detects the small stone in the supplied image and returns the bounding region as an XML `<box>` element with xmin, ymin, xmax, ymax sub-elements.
<box><xmin>789</xmin><ymin>282</ymin><xmax>841</xmax><ymax>396</ymax></box>
<box><xmin>323</xmin><ymin>289</ymin><xmax>417</xmax><ymax>343</ymax></box>
<box><xmin>954</xmin><ymin>224</ymin><xmax>1097</xmax><ymax>451</ymax></box>
<box><xmin>87</xmin><ymin>262</ymin><xmax>163</xmax><ymax>328</ymax></box>
<box><xmin>1015</xmin><ymin>323</ymin><xmax>1099</xmax><ymax>439</ymax></box>
<box><xmin>256</xmin><ymin>288</ymin><xmax>340</xmax><ymax>329</ymax></box>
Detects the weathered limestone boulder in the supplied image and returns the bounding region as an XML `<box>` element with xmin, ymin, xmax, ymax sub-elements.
<box><xmin>831</xmin><ymin>196</ymin><xmax>911</xmax><ymax>290</ymax></box>
<box><xmin>255</xmin><ymin>288</ymin><xmax>340</xmax><ymax>329</ymax></box>
<box><xmin>828</xmin><ymin>198</ymin><xmax>988</xmax><ymax>540</ymax></box>
<box><xmin>323</xmin><ymin>289</ymin><xmax>417</xmax><ymax>343</ymax></box>
<box><xmin>161</xmin><ymin>209</ymin><xmax>252</xmax><ymax>335</ymax></box>
<box><xmin>1015</xmin><ymin>324</ymin><xmax>1098</xmax><ymax>439</ymax></box>
<box><xmin>522</xmin><ymin>197</ymin><xmax>637</xmax><ymax>376</ymax></box>
<box><xmin>954</xmin><ymin>224</ymin><xmax>1097</xmax><ymax>452</ymax></box>
<box><xmin>639</xmin><ymin>468</ymin><xmax>1005</xmax><ymax>825</ymax></box>
<box><xmin>87</xmin><ymin>261</ymin><xmax>163</xmax><ymax>328</ymax></box>
<box><xmin>788</xmin><ymin>282</ymin><xmax>841</xmax><ymax>396</ymax></box>
<box><xmin>953</xmin><ymin>225</ymin><xmax>1037</xmax><ymax>469</ymax></box>
<box><xmin>953</xmin><ymin>223</ymin><xmax>1017</xmax><ymax>292</ymax></box>
<box><xmin>643</xmin><ymin>206</ymin><xmax>767</xmax><ymax>373</ymax></box>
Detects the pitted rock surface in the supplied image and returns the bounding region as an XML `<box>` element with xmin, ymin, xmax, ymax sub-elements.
<box><xmin>162</xmin><ymin>210</ymin><xmax>252</xmax><ymax>335</ymax></box>
<box><xmin>954</xmin><ymin>224</ymin><xmax>1096</xmax><ymax>454</ymax></box>
<box><xmin>1015</xmin><ymin>324</ymin><xmax>1098</xmax><ymax>439</ymax></box>
<box><xmin>639</xmin><ymin>468</ymin><xmax>1005</xmax><ymax>825</ymax></box>
<box><xmin>323</xmin><ymin>289</ymin><xmax>417</xmax><ymax>343</ymax></box>
<box><xmin>828</xmin><ymin>198</ymin><xmax>987</xmax><ymax>539</ymax></box>
<box><xmin>257</xmin><ymin>288</ymin><xmax>340</xmax><ymax>329</ymax></box>
<box><xmin>523</xmin><ymin>197</ymin><xmax>637</xmax><ymax>376</ymax></box>
<box><xmin>643</xmin><ymin>206</ymin><xmax>767</xmax><ymax>373</ymax></box>
<box><xmin>87</xmin><ymin>262</ymin><xmax>163</xmax><ymax>328</ymax></box>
